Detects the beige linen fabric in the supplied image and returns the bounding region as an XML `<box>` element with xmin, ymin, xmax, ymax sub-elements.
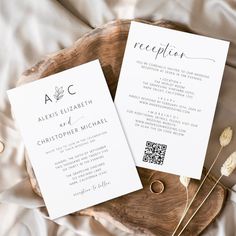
<box><xmin>0</xmin><ymin>0</ymin><xmax>236</xmax><ymax>235</ymax></box>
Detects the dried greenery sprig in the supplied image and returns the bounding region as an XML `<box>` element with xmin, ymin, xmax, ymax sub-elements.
<box><xmin>177</xmin><ymin>151</ymin><xmax>236</xmax><ymax>236</ymax></box>
<box><xmin>172</xmin><ymin>126</ymin><xmax>233</xmax><ymax>235</ymax></box>
<box><xmin>172</xmin><ymin>176</ymin><xmax>190</xmax><ymax>236</ymax></box>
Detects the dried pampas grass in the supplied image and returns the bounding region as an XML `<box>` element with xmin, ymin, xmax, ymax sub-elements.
<box><xmin>172</xmin><ymin>126</ymin><xmax>233</xmax><ymax>236</ymax></box>
<box><xmin>220</xmin><ymin>126</ymin><xmax>233</xmax><ymax>147</ymax></box>
<box><xmin>179</xmin><ymin>176</ymin><xmax>190</xmax><ymax>188</ymax></box>
<box><xmin>177</xmin><ymin>151</ymin><xmax>236</xmax><ymax>236</ymax></box>
<box><xmin>221</xmin><ymin>151</ymin><xmax>236</xmax><ymax>176</ymax></box>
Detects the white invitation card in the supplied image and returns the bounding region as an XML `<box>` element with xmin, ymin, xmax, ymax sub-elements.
<box><xmin>115</xmin><ymin>21</ymin><xmax>229</xmax><ymax>179</ymax></box>
<box><xmin>7</xmin><ymin>60</ymin><xmax>142</xmax><ymax>219</ymax></box>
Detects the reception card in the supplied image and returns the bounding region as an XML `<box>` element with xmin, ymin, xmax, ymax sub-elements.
<box><xmin>115</xmin><ymin>21</ymin><xmax>229</xmax><ymax>179</ymax></box>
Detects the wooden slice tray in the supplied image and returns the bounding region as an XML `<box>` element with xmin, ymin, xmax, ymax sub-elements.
<box><xmin>19</xmin><ymin>19</ymin><xmax>227</xmax><ymax>236</ymax></box>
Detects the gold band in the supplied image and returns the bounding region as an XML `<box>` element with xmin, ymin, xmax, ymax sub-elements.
<box><xmin>149</xmin><ymin>180</ymin><xmax>165</xmax><ymax>194</ymax></box>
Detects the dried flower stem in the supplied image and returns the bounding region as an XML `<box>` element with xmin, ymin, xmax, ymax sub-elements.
<box><xmin>172</xmin><ymin>187</ymin><xmax>189</xmax><ymax>236</ymax></box>
<box><xmin>172</xmin><ymin>146</ymin><xmax>223</xmax><ymax>235</ymax></box>
<box><xmin>172</xmin><ymin>127</ymin><xmax>232</xmax><ymax>235</ymax></box>
<box><xmin>177</xmin><ymin>175</ymin><xmax>223</xmax><ymax>236</ymax></box>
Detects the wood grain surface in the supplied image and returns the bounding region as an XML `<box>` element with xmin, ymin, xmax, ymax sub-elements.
<box><xmin>20</xmin><ymin>19</ymin><xmax>227</xmax><ymax>236</ymax></box>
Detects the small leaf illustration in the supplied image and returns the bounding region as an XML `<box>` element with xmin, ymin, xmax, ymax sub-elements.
<box><xmin>54</xmin><ymin>86</ymin><xmax>64</xmax><ymax>102</ymax></box>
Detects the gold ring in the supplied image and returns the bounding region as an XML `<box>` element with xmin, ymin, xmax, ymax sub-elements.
<box><xmin>149</xmin><ymin>180</ymin><xmax>165</xmax><ymax>194</ymax></box>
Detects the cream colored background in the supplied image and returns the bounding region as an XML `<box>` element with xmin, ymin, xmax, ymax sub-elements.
<box><xmin>0</xmin><ymin>0</ymin><xmax>236</xmax><ymax>235</ymax></box>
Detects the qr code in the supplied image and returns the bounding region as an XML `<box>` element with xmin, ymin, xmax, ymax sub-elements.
<box><xmin>143</xmin><ymin>141</ymin><xmax>167</xmax><ymax>165</ymax></box>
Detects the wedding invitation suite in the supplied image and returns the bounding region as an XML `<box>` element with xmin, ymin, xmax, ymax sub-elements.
<box><xmin>7</xmin><ymin>60</ymin><xmax>142</xmax><ymax>219</ymax></box>
<box><xmin>115</xmin><ymin>21</ymin><xmax>229</xmax><ymax>179</ymax></box>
